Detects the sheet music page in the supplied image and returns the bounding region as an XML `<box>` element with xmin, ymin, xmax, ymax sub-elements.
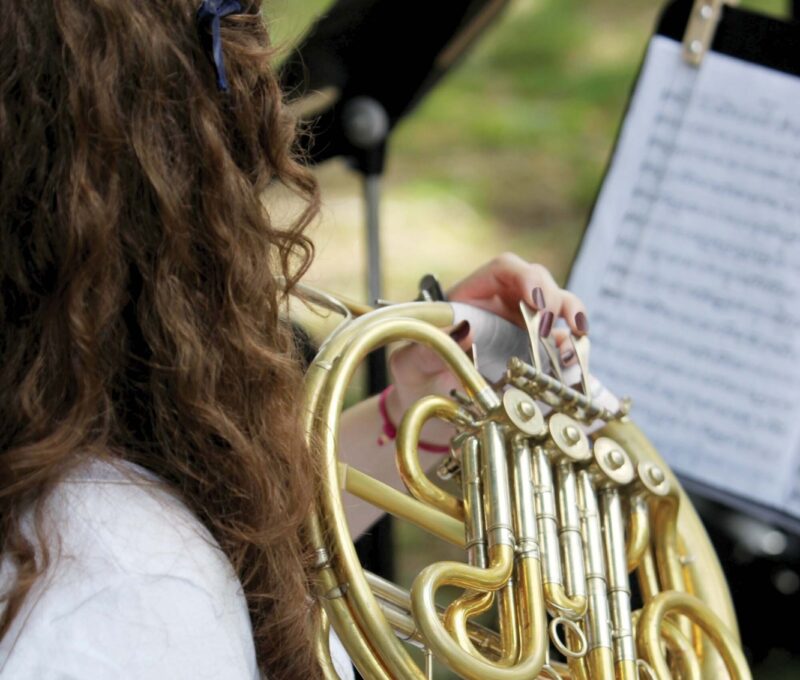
<box><xmin>569</xmin><ymin>36</ymin><xmax>800</xmax><ymax>517</ymax></box>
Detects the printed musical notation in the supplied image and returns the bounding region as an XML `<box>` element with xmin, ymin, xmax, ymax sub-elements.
<box><xmin>570</xmin><ymin>36</ymin><xmax>800</xmax><ymax>519</ymax></box>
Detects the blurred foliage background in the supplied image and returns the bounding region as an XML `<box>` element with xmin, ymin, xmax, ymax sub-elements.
<box><xmin>267</xmin><ymin>0</ymin><xmax>796</xmax><ymax>677</ymax></box>
<box><xmin>268</xmin><ymin>0</ymin><xmax>786</xmax><ymax>298</ymax></box>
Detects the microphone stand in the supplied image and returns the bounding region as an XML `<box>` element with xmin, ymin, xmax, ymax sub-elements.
<box><xmin>342</xmin><ymin>97</ymin><xmax>395</xmax><ymax>583</ymax></box>
<box><xmin>342</xmin><ymin>96</ymin><xmax>390</xmax><ymax>392</ymax></box>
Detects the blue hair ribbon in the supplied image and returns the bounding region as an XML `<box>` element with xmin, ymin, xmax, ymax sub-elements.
<box><xmin>196</xmin><ymin>0</ymin><xmax>243</xmax><ymax>92</ymax></box>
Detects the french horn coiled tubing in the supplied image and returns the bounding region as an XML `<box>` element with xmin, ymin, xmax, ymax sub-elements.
<box><xmin>298</xmin><ymin>285</ymin><xmax>751</xmax><ymax>680</ymax></box>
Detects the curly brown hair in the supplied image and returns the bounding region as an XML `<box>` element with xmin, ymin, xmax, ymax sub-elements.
<box><xmin>0</xmin><ymin>1</ymin><xmax>322</xmax><ymax>677</ymax></box>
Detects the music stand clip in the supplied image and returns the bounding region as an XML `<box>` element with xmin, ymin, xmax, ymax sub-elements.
<box><xmin>682</xmin><ymin>0</ymin><xmax>738</xmax><ymax>65</ymax></box>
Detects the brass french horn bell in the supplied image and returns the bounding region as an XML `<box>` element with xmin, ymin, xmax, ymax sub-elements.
<box><xmin>297</xmin><ymin>281</ymin><xmax>750</xmax><ymax>680</ymax></box>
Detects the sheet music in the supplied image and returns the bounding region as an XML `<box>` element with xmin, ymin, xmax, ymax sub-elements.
<box><xmin>569</xmin><ymin>36</ymin><xmax>800</xmax><ymax>518</ymax></box>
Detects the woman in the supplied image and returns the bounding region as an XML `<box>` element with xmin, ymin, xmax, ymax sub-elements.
<box><xmin>0</xmin><ymin>1</ymin><xmax>588</xmax><ymax>678</ymax></box>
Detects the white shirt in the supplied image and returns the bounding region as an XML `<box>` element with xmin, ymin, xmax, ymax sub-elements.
<box><xmin>0</xmin><ymin>459</ymin><xmax>353</xmax><ymax>680</ymax></box>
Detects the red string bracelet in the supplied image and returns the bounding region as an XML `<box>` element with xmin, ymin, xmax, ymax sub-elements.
<box><xmin>377</xmin><ymin>385</ymin><xmax>450</xmax><ymax>454</ymax></box>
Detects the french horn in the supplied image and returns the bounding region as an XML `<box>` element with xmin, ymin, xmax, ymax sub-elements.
<box><xmin>298</xmin><ymin>282</ymin><xmax>751</xmax><ymax>680</ymax></box>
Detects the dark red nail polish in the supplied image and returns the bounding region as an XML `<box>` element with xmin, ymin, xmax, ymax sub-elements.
<box><xmin>450</xmin><ymin>320</ymin><xmax>471</xmax><ymax>342</ymax></box>
<box><xmin>532</xmin><ymin>286</ymin><xmax>546</xmax><ymax>310</ymax></box>
<box><xmin>540</xmin><ymin>311</ymin><xmax>554</xmax><ymax>338</ymax></box>
<box><xmin>575</xmin><ymin>312</ymin><xmax>589</xmax><ymax>334</ymax></box>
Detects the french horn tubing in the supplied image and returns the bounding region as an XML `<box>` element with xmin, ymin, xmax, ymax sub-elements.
<box><xmin>297</xmin><ymin>283</ymin><xmax>751</xmax><ymax>680</ymax></box>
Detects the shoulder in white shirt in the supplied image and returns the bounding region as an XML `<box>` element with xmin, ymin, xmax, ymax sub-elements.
<box><xmin>0</xmin><ymin>458</ymin><xmax>353</xmax><ymax>680</ymax></box>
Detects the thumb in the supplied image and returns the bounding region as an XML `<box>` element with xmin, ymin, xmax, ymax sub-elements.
<box><xmin>389</xmin><ymin>321</ymin><xmax>472</xmax><ymax>383</ymax></box>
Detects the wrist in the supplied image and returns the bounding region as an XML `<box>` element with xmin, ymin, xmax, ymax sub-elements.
<box><xmin>384</xmin><ymin>382</ymin><xmax>405</xmax><ymax>432</ymax></box>
<box><xmin>377</xmin><ymin>385</ymin><xmax>450</xmax><ymax>454</ymax></box>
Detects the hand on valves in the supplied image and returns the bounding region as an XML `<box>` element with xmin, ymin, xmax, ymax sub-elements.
<box><xmin>339</xmin><ymin>253</ymin><xmax>589</xmax><ymax>538</ymax></box>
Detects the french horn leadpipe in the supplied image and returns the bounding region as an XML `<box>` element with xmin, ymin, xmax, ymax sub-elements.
<box><xmin>293</xmin><ymin>286</ymin><xmax>751</xmax><ymax>680</ymax></box>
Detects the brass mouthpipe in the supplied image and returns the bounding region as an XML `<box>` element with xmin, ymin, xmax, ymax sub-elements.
<box><xmin>305</xmin><ymin>302</ymin><xmax>455</xmax><ymax>403</ymax></box>
<box><xmin>290</xmin><ymin>280</ymin><xmax>374</xmax><ymax>318</ymax></box>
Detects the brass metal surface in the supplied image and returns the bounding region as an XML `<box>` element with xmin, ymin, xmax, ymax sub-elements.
<box><xmin>297</xmin><ymin>292</ymin><xmax>750</xmax><ymax>680</ymax></box>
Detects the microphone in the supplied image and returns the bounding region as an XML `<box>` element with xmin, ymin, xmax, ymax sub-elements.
<box><xmin>342</xmin><ymin>97</ymin><xmax>389</xmax><ymax>151</ymax></box>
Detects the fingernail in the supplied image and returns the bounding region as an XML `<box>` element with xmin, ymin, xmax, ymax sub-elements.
<box><xmin>532</xmin><ymin>286</ymin><xmax>546</xmax><ymax>310</ymax></box>
<box><xmin>450</xmin><ymin>320</ymin><xmax>471</xmax><ymax>342</ymax></box>
<box><xmin>540</xmin><ymin>311</ymin><xmax>554</xmax><ymax>338</ymax></box>
<box><xmin>575</xmin><ymin>312</ymin><xmax>589</xmax><ymax>335</ymax></box>
<box><xmin>561</xmin><ymin>349</ymin><xmax>575</xmax><ymax>364</ymax></box>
